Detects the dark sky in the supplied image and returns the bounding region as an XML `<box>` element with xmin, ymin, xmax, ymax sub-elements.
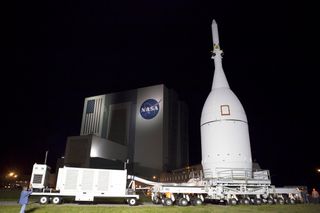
<box><xmin>4</xmin><ymin>1</ymin><xmax>319</xmax><ymax>189</ymax></box>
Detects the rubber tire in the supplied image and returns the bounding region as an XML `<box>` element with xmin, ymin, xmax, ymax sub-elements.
<box><xmin>152</xmin><ymin>196</ymin><xmax>161</xmax><ymax>204</ymax></box>
<box><xmin>288</xmin><ymin>199</ymin><xmax>295</xmax><ymax>204</ymax></box>
<box><xmin>39</xmin><ymin>196</ymin><xmax>49</xmax><ymax>205</ymax></box>
<box><xmin>52</xmin><ymin>197</ymin><xmax>61</xmax><ymax>204</ymax></box>
<box><xmin>267</xmin><ymin>198</ymin><xmax>274</xmax><ymax>204</ymax></box>
<box><xmin>277</xmin><ymin>198</ymin><xmax>285</xmax><ymax>205</ymax></box>
<box><xmin>254</xmin><ymin>198</ymin><xmax>262</xmax><ymax>205</ymax></box>
<box><xmin>180</xmin><ymin>198</ymin><xmax>188</xmax><ymax>206</ymax></box>
<box><xmin>193</xmin><ymin>198</ymin><xmax>203</xmax><ymax>206</ymax></box>
<box><xmin>163</xmin><ymin>198</ymin><xmax>173</xmax><ymax>206</ymax></box>
<box><xmin>128</xmin><ymin>198</ymin><xmax>137</xmax><ymax>206</ymax></box>
<box><xmin>229</xmin><ymin>198</ymin><xmax>237</xmax><ymax>205</ymax></box>
<box><xmin>242</xmin><ymin>199</ymin><xmax>250</xmax><ymax>205</ymax></box>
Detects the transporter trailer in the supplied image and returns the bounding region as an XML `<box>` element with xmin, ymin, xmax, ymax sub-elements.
<box><xmin>128</xmin><ymin>169</ymin><xmax>301</xmax><ymax>206</ymax></box>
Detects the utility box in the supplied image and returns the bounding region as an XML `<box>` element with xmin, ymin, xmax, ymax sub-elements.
<box><xmin>56</xmin><ymin>166</ymin><xmax>127</xmax><ymax>201</ymax></box>
<box><xmin>30</xmin><ymin>164</ymin><xmax>51</xmax><ymax>190</ymax></box>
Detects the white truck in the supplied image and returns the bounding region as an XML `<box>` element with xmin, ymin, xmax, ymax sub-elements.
<box><xmin>30</xmin><ymin>163</ymin><xmax>139</xmax><ymax>206</ymax></box>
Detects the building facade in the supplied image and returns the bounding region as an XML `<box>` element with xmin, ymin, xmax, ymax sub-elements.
<box><xmin>64</xmin><ymin>84</ymin><xmax>189</xmax><ymax>179</ymax></box>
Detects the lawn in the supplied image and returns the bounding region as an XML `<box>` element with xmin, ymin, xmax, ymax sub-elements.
<box><xmin>1</xmin><ymin>203</ymin><xmax>320</xmax><ymax>213</ymax></box>
<box><xmin>1</xmin><ymin>190</ymin><xmax>319</xmax><ymax>213</ymax></box>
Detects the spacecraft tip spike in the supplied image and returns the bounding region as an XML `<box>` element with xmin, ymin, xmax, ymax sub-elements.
<box><xmin>211</xmin><ymin>19</ymin><xmax>220</xmax><ymax>49</ymax></box>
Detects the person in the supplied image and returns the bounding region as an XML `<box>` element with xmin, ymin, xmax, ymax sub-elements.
<box><xmin>311</xmin><ymin>188</ymin><xmax>319</xmax><ymax>204</ymax></box>
<box><xmin>18</xmin><ymin>184</ymin><xmax>32</xmax><ymax>213</ymax></box>
<box><xmin>301</xmin><ymin>187</ymin><xmax>309</xmax><ymax>203</ymax></box>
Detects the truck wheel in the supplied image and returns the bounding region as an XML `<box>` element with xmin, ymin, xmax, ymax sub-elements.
<box><xmin>277</xmin><ymin>198</ymin><xmax>285</xmax><ymax>205</ymax></box>
<box><xmin>288</xmin><ymin>199</ymin><xmax>295</xmax><ymax>204</ymax></box>
<box><xmin>152</xmin><ymin>196</ymin><xmax>160</xmax><ymax>204</ymax></box>
<box><xmin>128</xmin><ymin>198</ymin><xmax>137</xmax><ymax>206</ymax></box>
<box><xmin>52</xmin><ymin>197</ymin><xmax>62</xmax><ymax>204</ymax></box>
<box><xmin>193</xmin><ymin>198</ymin><xmax>203</xmax><ymax>206</ymax></box>
<box><xmin>228</xmin><ymin>198</ymin><xmax>237</xmax><ymax>205</ymax></box>
<box><xmin>163</xmin><ymin>198</ymin><xmax>173</xmax><ymax>206</ymax></box>
<box><xmin>180</xmin><ymin>198</ymin><xmax>188</xmax><ymax>206</ymax></box>
<box><xmin>39</xmin><ymin>196</ymin><xmax>49</xmax><ymax>204</ymax></box>
<box><xmin>254</xmin><ymin>198</ymin><xmax>262</xmax><ymax>205</ymax></box>
<box><xmin>267</xmin><ymin>198</ymin><xmax>274</xmax><ymax>204</ymax></box>
<box><xmin>242</xmin><ymin>198</ymin><xmax>250</xmax><ymax>205</ymax></box>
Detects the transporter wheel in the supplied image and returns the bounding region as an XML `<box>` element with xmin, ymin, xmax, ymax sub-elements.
<box><xmin>52</xmin><ymin>196</ymin><xmax>62</xmax><ymax>204</ymax></box>
<box><xmin>277</xmin><ymin>198</ymin><xmax>285</xmax><ymax>205</ymax></box>
<box><xmin>254</xmin><ymin>198</ymin><xmax>262</xmax><ymax>205</ymax></box>
<box><xmin>163</xmin><ymin>198</ymin><xmax>173</xmax><ymax>206</ymax></box>
<box><xmin>39</xmin><ymin>196</ymin><xmax>49</xmax><ymax>204</ymax></box>
<box><xmin>228</xmin><ymin>198</ymin><xmax>237</xmax><ymax>205</ymax></box>
<box><xmin>242</xmin><ymin>198</ymin><xmax>250</xmax><ymax>205</ymax></box>
<box><xmin>179</xmin><ymin>198</ymin><xmax>188</xmax><ymax>206</ymax></box>
<box><xmin>152</xmin><ymin>196</ymin><xmax>161</xmax><ymax>204</ymax></box>
<box><xmin>267</xmin><ymin>198</ymin><xmax>274</xmax><ymax>204</ymax></box>
<box><xmin>128</xmin><ymin>198</ymin><xmax>137</xmax><ymax>206</ymax></box>
<box><xmin>193</xmin><ymin>198</ymin><xmax>203</xmax><ymax>206</ymax></box>
<box><xmin>288</xmin><ymin>198</ymin><xmax>295</xmax><ymax>204</ymax></box>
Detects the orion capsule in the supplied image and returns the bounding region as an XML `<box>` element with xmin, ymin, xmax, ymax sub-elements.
<box><xmin>201</xmin><ymin>20</ymin><xmax>252</xmax><ymax>179</ymax></box>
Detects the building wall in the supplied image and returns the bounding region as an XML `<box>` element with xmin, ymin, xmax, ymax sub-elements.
<box><xmin>69</xmin><ymin>84</ymin><xmax>188</xmax><ymax>179</ymax></box>
<box><xmin>80</xmin><ymin>95</ymin><xmax>107</xmax><ymax>137</ymax></box>
<box><xmin>160</xmin><ymin>164</ymin><xmax>203</xmax><ymax>183</ymax></box>
<box><xmin>64</xmin><ymin>135</ymin><xmax>127</xmax><ymax>169</ymax></box>
<box><xmin>134</xmin><ymin>85</ymin><xmax>165</xmax><ymax>177</ymax></box>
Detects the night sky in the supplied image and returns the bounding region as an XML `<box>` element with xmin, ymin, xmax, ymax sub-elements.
<box><xmin>4</xmin><ymin>1</ymin><xmax>319</xmax><ymax>190</ymax></box>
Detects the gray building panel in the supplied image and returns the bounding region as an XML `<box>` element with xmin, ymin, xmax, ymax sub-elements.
<box><xmin>66</xmin><ymin>84</ymin><xmax>188</xmax><ymax>179</ymax></box>
<box><xmin>64</xmin><ymin>135</ymin><xmax>92</xmax><ymax>167</ymax></box>
<box><xmin>134</xmin><ymin>85</ymin><xmax>164</xmax><ymax>176</ymax></box>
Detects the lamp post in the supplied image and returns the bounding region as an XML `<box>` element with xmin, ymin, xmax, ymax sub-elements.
<box><xmin>5</xmin><ymin>171</ymin><xmax>18</xmax><ymax>189</ymax></box>
<box><xmin>7</xmin><ymin>172</ymin><xmax>18</xmax><ymax>179</ymax></box>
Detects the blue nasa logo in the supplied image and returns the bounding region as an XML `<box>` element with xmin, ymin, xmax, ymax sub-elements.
<box><xmin>140</xmin><ymin>99</ymin><xmax>160</xmax><ymax>120</ymax></box>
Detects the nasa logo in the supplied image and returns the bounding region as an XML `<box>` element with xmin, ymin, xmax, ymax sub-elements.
<box><xmin>140</xmin><ymin>99</ymin><xmax>160</xmax><ymax>120</ymax></box>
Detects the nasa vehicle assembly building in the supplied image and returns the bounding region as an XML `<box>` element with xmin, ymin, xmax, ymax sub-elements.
<box><xmin>62</xmin><ymin>84</ymin><xmax>189</xmax><ymax>179</ymax></box>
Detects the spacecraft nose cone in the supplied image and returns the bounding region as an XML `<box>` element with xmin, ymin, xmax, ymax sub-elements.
<box><xmin>211</xmin><ymin>66</ymin><xmax>230</xmax><ymax>89</ymax></box>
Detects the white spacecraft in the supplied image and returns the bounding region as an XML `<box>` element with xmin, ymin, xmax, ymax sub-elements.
<box><xmin>201</xmin><ymin>20</ymin><xmax>252</xmax><ymax>179</ymax></box>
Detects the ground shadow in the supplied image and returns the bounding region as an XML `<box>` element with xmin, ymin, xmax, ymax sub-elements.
<box><xmin>26</xmin><ymin>207</ymin><xmax>41</xmax><ymax>213</ymax></box>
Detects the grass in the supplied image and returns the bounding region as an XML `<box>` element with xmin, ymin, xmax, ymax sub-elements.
<box><xmin>0</xmin><ymin>189</ymin><xmax>151</xmax><ymax>202</ymax></box>
<box><xmin>1</xmin><ymin>190</ymin><xmax>320</xmax><ymax>213</ymax></box>
<box><xmin>0</xmin><ymin>189</ymin><xmax>38</xmax><ymax>202</ymax></box>
<box><xmin>1</xmin><ymin>203</ymin><xmax>320</xmax><ymax>213</ymax></box>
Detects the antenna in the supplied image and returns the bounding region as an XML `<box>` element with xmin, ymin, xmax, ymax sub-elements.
<box><xmin>124</xmin><ymin>159</ymin><xmax>129</xmax><ymax>170</ymax></box>
<box><xmin>44</xmin><ymin>150</ymin><xmax>48</xmax><ymax>164</ymax></box>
